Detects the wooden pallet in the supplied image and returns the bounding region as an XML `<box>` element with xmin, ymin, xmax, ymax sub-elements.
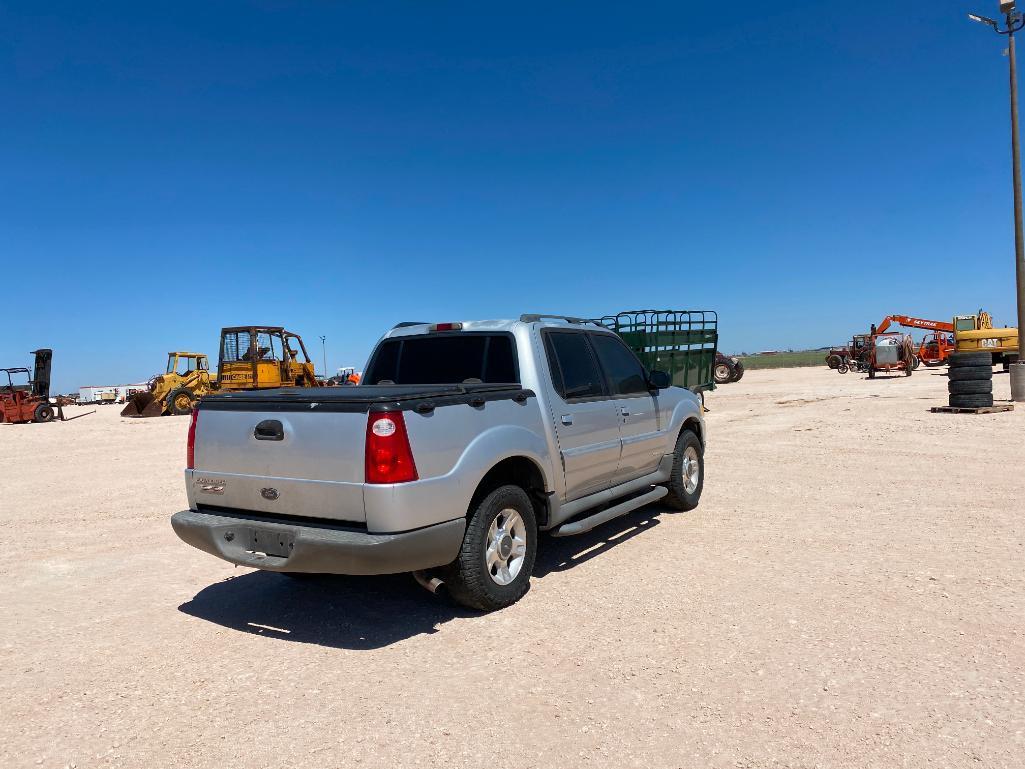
<box><xmin>930</xmin><ymin>404</ymin><xmax>1015</xmax><ymax>415</ymax></box>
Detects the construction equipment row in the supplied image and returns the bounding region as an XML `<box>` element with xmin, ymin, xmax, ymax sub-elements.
<box><xmin>122</xmin><ymin>326</ymin><xmax>321</xmax><ymax>418</ymax></box>
<box><xmin>827</xmin><ymin>310</ymin><xmax>1019</xmax><ymax>376</ymax></box>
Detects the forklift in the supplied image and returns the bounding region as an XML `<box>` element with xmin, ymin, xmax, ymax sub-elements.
<box><xmin>1</xmin><ymin>349</ymin><xmax>56</xmax><ymax>424</ymax></box>
<box><xmin>1</xmin><ymin>349</ymin><xmax>93</xmax><ymax>424</ymax></box>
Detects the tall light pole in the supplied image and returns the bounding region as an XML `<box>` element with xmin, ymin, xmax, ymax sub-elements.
<box><xmin>970</xmin><ymin>1</ymin><xmax>1025</xmax><ymax>401</ymax></box>
<box><xmin>319</xmin><ymin>335</ymin><xmax>327</xmax><ymax>380</ymax></box>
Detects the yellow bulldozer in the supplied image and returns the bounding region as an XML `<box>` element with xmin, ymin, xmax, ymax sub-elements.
<box><xmin>122</xmin><ymin>326</ymin><xmax>321</xmax><ymax>417</ymax></box>
<box><xmin>952</xmin><ymin>311</ymin><xmax>1020</xmax><ymax>368</ymax></box>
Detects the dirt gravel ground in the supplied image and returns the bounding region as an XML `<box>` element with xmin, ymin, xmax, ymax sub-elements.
<box><xmin>2</xmin><ymin>367</ymin><xmax>1023</xmax><ymax>769</ymax></box>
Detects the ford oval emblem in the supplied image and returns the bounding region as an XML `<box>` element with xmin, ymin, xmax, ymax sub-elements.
<box><xmin>261</xmin><ymin>487</ymin><xmax>280</xmax><ymax>501</ymax></box>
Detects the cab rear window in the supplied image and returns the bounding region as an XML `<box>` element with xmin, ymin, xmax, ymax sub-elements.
<box><xmin>365</xmin><ymin>333</ymin><xmax>518</xmax><ymax>385</ymax></box>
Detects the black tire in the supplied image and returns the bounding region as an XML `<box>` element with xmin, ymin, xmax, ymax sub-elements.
<box><xmin>731</xmin><ymin>361</ymin><xmax>745</xmax><ymax>382</ymax></box>
<box><xmin>713</xmin><ymin>361</ymin><xmax>734</xmax><ymax>385</ymax></box>
<box><xmin>912</xmin><ymin>355</ymin><xmax>921</xmax><ymax>370</ymax></box>
<box><xmin>167</xmin><ymin>387</ymin><xmax>195</xmax><ymax>416</ymax></box>
<box><xmin>948</xmin><ymin>351</ymin><xmax>993</xmax><ymax>368</ymax></box>
<box><xmin>826</xmin><ymin>354</ymin><xmax>842</xmax><ymax>370</ymax></box>
<box><xmin>33</xmin><ymin>403</ymin><xmax>54</xmax><ymax>423</ymax></box>
<box><xmin>662</xmin><ymin>428</ymin><xmax>704</xmax><ymax>511</ymax></box>
<box><xmin>443</xmin><ymin>484</ymin><xmax>537</xmax><ymax>611</ymax></box>
<box><xmin>948</xmin><ymin>379</ymin><xmax>993</xmax><ymax>395</ymax></box>
<box><xmin>949</xmin><ymin>392</ymin><xmax>994</xmax><ymax>409</ymax></box>
<box><xmin>947</xmin><ymin>366</ymin><xmax>993</xmax><ymax>382</ymax></box>
<box><xmin>868</xmin><ymin>367</ymin><xmax>876</xmax><ymax>379</ymax></box>
<box><xmin>837</xmin><ymin>362</ymin><xmax>849</xmax><ymax>374</ymax></box>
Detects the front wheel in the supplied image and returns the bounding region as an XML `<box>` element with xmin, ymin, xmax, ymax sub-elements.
<box><xmin>663</xmin><ymin>428</ymin><xmax>703</xmax><ymax>511</ymax></box>
<box><xmin>33</xmin><ymin>403</ymin><xmax>55</xmax><ymax>423</ymax></box>
<box><xmin>444</xmin><ymin>485</ymin><xmax>537</xmax><ymax>611</ymax></box>
<box><xmin>837</xmin><ymin>362</ymin><xmax>849</xmax><ymax>374</ymax></box>
<box><xmin>167</xmin><ymin>387</ymin><xmax>195</xmax><ymax>416</ymax></box>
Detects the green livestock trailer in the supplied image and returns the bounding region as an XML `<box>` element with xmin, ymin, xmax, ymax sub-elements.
<box><xmin>596</xmin><ymin>309</ymin><xmax>718</xmax><ymax>393</ymax></box>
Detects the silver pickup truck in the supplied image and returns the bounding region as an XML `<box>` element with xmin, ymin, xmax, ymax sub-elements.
<box><xmin>172</xmin><ymin>314</ymin><xmax>706</xmax><ymax>610</ymax></box>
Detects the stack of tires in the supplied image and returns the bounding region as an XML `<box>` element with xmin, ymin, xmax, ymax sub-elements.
<box><xmin>947</xmin><ymin>352</ymin><xmax>993</xmax><ymax>409</ymax></box>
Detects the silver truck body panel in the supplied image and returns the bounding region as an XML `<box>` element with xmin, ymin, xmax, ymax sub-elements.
<box><xmin>188</xmin><ymin>409</ymin><xmax>367</xmax><ymax>523</ymax></box>
<box><xmin>176</xmin><ymin>316</ymin><xmax>705</xmax><ymax>574</ymax></box>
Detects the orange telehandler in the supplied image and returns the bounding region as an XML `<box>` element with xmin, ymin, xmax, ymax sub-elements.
<box><xmin>874</xmin><ymin>315</ymin><xmax>955</xmax><ymax>367</ymax></box>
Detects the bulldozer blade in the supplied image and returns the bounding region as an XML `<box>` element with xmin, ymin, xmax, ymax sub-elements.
<box><xmin>121</xmin><ymin>392</ymin><xmax>163</xmax><ymax>418</ymax></box>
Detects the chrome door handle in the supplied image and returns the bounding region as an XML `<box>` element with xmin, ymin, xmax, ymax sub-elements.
<box><xmin>560</xmin><ymin>414</ymin><xmax>573</xmax><ymax>425</ymax></box>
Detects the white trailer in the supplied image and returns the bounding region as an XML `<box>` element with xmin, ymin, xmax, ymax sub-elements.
<box><xmin>79</xmin><ymin>384</ymin><xmax>150</xmax><ymax>405</ymax></box>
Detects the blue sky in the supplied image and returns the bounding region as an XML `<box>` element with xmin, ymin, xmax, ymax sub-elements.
<box><xmin>1</xmin><ymin>1</ymin><xmax>1021</xmax><ymax>391</ymax></box>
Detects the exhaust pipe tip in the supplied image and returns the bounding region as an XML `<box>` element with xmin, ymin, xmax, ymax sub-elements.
<box><xmin>412</xmin><ymin>570</ymin><xmax>445</xmax><ymax>595</ymax></box>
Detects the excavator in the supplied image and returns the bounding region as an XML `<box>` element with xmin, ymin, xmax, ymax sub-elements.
<box><xmin>122</xmin><ymin>326</ymin><xmax>321</xmax><ymax>417</ymax></box>
<box><xmin>874</xmin><ymin>315</ymin><xmax>955</xmax><ymax>367</ymax></box>
<box><xmin>952</xmin><ymin>310</ymin><xmax>1019</xmax><ymax>368</ymax></box>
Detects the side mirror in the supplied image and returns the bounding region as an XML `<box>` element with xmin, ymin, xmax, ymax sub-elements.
<box><xmin>648</xmin><ymin>370</ymin><xmax>671</xmax><ymax>390</ymax></box>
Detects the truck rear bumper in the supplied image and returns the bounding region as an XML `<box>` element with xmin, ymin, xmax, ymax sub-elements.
<box><xmin>171</xmin><ymin>509</ymin><xmax>466</xmax><ymax>575</ymax></box>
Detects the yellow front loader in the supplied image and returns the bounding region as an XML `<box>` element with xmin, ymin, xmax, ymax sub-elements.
<box><xmin>121</xmin><ymin>352</ymin><xmax>213</xmax><ymax>417</ymax></box>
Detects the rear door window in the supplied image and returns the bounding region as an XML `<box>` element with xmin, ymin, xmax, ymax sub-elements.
<box><xmin>544</xmin><ymin>332</ymin><xmax>606</xmax><ymax>400</ymax></box>
<box><xmin>365</xmin><ymin>334</ymin><xmax>519</xmax><ymax>385</ymax></box>
<box><xmin>590</xmin><ymin>333</ymin><xmax>649</xmax><ymax>395</ymax></box>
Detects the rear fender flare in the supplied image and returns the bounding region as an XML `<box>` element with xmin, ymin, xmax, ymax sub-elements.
<box><xmin>453</xmin><ymin>425</ymin><xmax>556</xmax><ymax>505</ymax></box>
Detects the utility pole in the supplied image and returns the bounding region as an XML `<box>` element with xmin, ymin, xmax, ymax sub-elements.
<box><xmin>319</xmin><ymin>335</ymin><xmax>327</xmax><ymax>380</ymax></box>
<box><xmin>969</xmin><ymin>1</ymin><xmax>1025</xmax><ymax>400</ymax></box>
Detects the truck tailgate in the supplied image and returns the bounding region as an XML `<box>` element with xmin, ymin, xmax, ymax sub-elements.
<box><xmin>191</xmin><ymin>408</ymin><xmax>368</xmax><ymax>523</ymax></box>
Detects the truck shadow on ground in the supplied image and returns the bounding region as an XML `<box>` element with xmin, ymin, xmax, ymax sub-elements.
<box><xmin>177</xmin><ymin>506</ymin><xmax>666</xmax><ymax>650</ymax></box>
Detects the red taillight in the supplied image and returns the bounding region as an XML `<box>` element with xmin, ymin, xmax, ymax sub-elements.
<box><xmin>429</xmin><ymin>322</ymin><xmax>463</xmax><ymax>332</ymax></box>
<box><xmin>186</xmin><ymin>409</ymin><xmax>198</xmax><ymax>469</ymax></box>
<box><xmin>365</xmin><ymin>410</ymin><xmax>418</xmax><ymax>484</ymax></box>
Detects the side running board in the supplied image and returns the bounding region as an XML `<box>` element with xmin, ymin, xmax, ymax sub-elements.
<box><xmin>551</xmin><ymin>486</ymin><xmax>668</xmax><ymax>537</ymax></box>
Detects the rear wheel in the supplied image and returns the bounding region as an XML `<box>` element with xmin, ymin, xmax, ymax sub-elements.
<box><xmin>444</xmin><ymin>485</ymin><xmax>537</xmax><ymax>611</ymax></box>
<box><xmin>168</xmin><ymin>387</ymin><xmax>195</xmax><ymax>416</ymax></box>
<box><xmin>663</xmin><ymin>428</ymin><xmax>703</xmax><ymax>511</ymax></box>
<box><xmin>837</xmin><ymin>362</ymin><xmax>849</xmax><ymax>374</ymax></box>
<box><xmin>730</xmin><ymin>361</ymin><xmax>745</xmax><ymax>382</ymax></box>
<box><xmin>33</xmin><ymin>403</ymin><xmax>54</xmax><ymax>423</ymax></box>
<box><xmin>713</xmin><ymin>361</ymin><xmax>734</xmax><ymax>385</ymax></box>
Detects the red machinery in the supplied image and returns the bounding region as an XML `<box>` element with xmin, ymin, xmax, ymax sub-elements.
<box><xmin>875</xmin><ymin>315</ymin><xmax>955</xmax><ymax>366</ymax></box>
<box><xmin>867</xmin><ymin>332</ymin><xmax>915</xmax><ymax>379</ymax></box>
<box><xmin>1</xmin><ymin>349</ymin><xmax>55</xmax><ymax>423</ymax></box>
<box><xmin>827</xmin><ymin>334</ymin><xmax>872</xmax><ymax>374</ymax></box>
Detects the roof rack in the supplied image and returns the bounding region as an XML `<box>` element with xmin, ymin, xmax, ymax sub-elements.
<box><xmin>519</xmin><ymin>314</ymin><xmax>599</xmax><ymax>325</ymax></box>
